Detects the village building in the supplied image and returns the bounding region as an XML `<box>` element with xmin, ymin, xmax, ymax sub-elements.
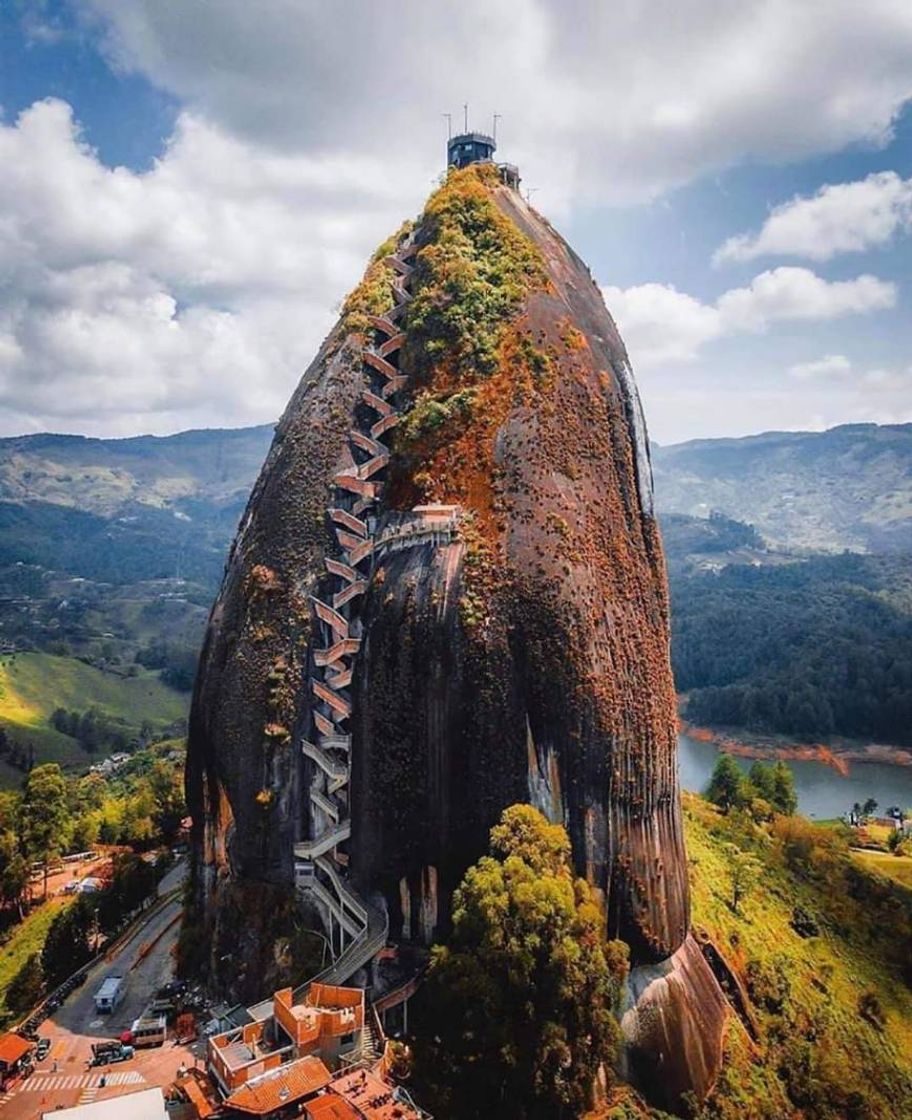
<box><xmin>184</xmin><ymin>982</ymin><xmax>429</xmax><ymax>1120</ymax></box>
<box><xmin>0</xmin><ymin>1032</ymin><xmax>32</xmax><ymax>1086</ymax></box>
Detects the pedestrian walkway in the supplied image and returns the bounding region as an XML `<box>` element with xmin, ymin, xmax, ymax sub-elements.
<box><xmin>17</xmin><ymin>1069</ymin><xmax>145</xmax><ymax>1093</ymax></box>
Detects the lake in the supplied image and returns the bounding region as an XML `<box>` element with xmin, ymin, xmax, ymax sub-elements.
<box><xmin>678</xmin><ymin>732</ymin><xmax>912</xmax><ymax>819</ymax></box>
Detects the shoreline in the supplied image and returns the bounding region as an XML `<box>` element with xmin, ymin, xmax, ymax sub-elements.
<box><xmin>678</xmin><ymin>719</ymin><xmax>912</xmax><ymax>776</ymax></box>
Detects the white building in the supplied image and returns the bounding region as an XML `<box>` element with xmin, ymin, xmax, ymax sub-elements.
<box><xmin>41</xmin><ymin>1087</ymin><xmax>167</xmax><ymax>1120</ymax></box>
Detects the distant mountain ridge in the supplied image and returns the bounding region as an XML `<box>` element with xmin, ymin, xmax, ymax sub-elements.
<box><xmin>0</xmin><ymin>420</ymin><xmax>909</xmax><ymax>553</ymax></box>
<box><xmin>0</xmin><ymin>425</ymin><xmax>274</xmax><ymax>516</ymax></box>
<box><xmin>652</xmin><ymin>422</ymin><xmax>912</xmax><ymax>552</ymax></box>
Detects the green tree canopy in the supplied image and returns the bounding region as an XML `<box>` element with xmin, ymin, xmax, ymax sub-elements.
<box><xmin>18</xmin><ymin>764</ymin><xmax>70</xmax><ymax>897</ymax></box>
<box><xmin>771</xmin><ymin>761</ymin><xmax>798</xmax><ymax>816</ymax></box>
<box><xmin>0</xmin><ymin>830</ymin><xmax>30</xmax><ymax>917</ymax></box>
<box><xmin>706</xmin><ymin>753</ymin><xmax>747</xmax><ymax>812</ymax></box>
<box><xmin>6</xmin><ymin>953</ymin><xmax>44</xmax><ymax>1014</ymax></box>
<box><xmin>42</xmin><ymin>896</ymin><xmax>94</xmax><ymax>985</ymax></box>
<box><xmin>748</xmin><ymin>761</ymin><xmax>776</xmax><ymax>802</ymax></box>
<box><xmin>413</xmin><ymin>804</ymin><xmax>627</xmax><ymax>1120</ymax></box>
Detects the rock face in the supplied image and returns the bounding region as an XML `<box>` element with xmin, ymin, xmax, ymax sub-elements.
<box><xmin>186</xmin><ymin>164</ymin><xmax>726</xmax><ymax>1104</ymax></box>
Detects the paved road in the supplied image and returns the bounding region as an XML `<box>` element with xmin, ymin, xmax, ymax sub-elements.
<box><xmin>1</xmin><ymin>861</ymin><xmax>202</xmax><ymax>1118</ymax></box>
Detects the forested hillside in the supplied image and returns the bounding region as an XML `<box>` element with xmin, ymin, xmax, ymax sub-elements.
<box><xmin>0</xmin><ymin>423</ymin><xmax>910</xmax><ymax>763</ymax></box>
<box><xmin>670</xmin><ymin>552</ymin><xmax>912</xmax><ymax>745</ymax></box>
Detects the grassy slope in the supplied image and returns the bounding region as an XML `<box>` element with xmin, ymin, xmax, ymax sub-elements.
<box><xmin>0</xmin><ymin>652</ymin><xmax>188</xmax><ymax>780</ymax></box>
<box><xmin>0</xmin><ymin>896</ymin><xmax>73</xmax><ymax>1018</ymax></box>
<box><xmin>852</xmin><ymin>848</ymin><xmax>912</xmax><ymax>889</ymax></box>
<box><xmin>682</xmin><ymin>791</ymin><xmax>912</xmax><ymax>1119</ymax></box>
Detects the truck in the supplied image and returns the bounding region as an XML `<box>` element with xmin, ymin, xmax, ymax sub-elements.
<box><xmin>89</xmin><ymin>1041</ymin><xmax>134</xmax><ymax>1067</ymax></box>
<box><xmin>93</xmin><ymin>976</ymin><xmax>126</xmax><ymax>1015</ymax></box>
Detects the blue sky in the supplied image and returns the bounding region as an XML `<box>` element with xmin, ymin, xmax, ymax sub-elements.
<box><xmin>1</xmin><ymin>0</ymin><xmax>911</xmax><ymax>444</ymax></box>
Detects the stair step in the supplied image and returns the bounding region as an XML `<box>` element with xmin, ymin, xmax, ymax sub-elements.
<box><xmin>370</xmin><ymin>413</ymin><xmax>399</xmax><ymax>439</ymax></box>
<box><xmin>333</xmin><ymin>581</ymin><xmax>367</xmax><ymax>610</ymax></box>
<box><xmin>312</xmin><ymin>597</ymin><xmax>348</xmax><ymax>637</ymax></box>
<box><xmin>361</xmin><ymin>389</ymin><xmax>392</xmax><ymax>417</ymax></box>
<box><xmin>363</xmin><ymin>351</ymin><xmax>399</xmax><ymax>381</ymax></box>
<box><xmin>381</xmin><ymin>375</ymin><xmax>408</xmax><ymax>399</ymax></box>
<box><xmin>366</xmin><ymin>314</ymin><xmax>398</xmax><ymax>338</ymax></box>
<box><xmin>329</xmin><ymin>508</ymin><xmax>368</xmax><ymax>538</ymax></box>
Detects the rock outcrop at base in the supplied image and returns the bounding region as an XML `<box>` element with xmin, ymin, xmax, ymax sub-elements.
<box><xmin>622</xmin><ymin>934</ymin><xmax>730</xmax><ymax>1108</ymax></box>
<box><xmin>185</xmin><ymin>163</ymin><xmax>727</xmax><ymax>1103</ymax></box>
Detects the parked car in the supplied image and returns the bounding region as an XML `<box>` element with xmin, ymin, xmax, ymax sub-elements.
<box><xmin>35</xmin><ymin>1038</ymin><xmax>50</xmax><ymax>1061</ymax></box>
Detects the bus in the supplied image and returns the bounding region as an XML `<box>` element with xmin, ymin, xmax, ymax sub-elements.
<box><xmin>128</xmin><ymin>1014</ymin><xmax>167</xmax><ymax>1048</ymax></box>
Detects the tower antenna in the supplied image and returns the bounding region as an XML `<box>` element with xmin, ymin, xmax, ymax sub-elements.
<box><xmin>493</xmin><ymin>113</ymin><xmax>501</xmax><ymax>143</ymax></box>
<box><xmin>463</xmin><ymin>103</ymin><xmax>468</xmax><ymax>132</ymax></box>
<box><xmin>443</xmin><ymin>112</ymin><xmax>452</xmax><ymax>140</ymax></box>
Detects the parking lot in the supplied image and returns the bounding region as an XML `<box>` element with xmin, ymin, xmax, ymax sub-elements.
<box><xmin>1</xmin><ymin>862</ymin><xmax>208</xmax><ymax>1117</ymax></box>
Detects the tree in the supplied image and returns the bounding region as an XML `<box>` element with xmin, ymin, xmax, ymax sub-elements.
<box><xmin>413</xmin><ymin>805</ymin><xmax>626</xmax><ymax>1120</ymax></box>
<box><xmin>862</xmin><ymin>798</ymin><xmax>878</xmax><ymax>820</ymax></box>
<box><xmin>6</xmin><ymin>954</ymin><xmax>44</xmax><ymax>1014</ymax></box>
<box><xmin>724</xmin><ymin>843</ymin><xmax>762</xmax><ymax>914</ymax></box>
<box><xmin>770</xmin><ymin>761</ymin><xmax>798</xmax><ymax>816</ymax></box>
<box><xmin>0</xmin><ymin>830</ymin><xmax>30</xmax><ymax>918</ymax></box>
<box><xmin>96</xmin><ymin>852</ymin><xmax>158</xmax><ymax>936</ymax></box>
<box><xmin>706</xmin><ymin>753</ymin><xmax>747</xmax><ymax>812</ymax></box>
<box><xmin>18</xmin><ymin>764</ymin><xmax>70</xmax><ymax>898</ymax></box>
<box><xmin>748</xmin><ymin>761</ymin><xmax>776</xmax><ymax>802</ymax></box>
<box><xmin>42</xmin><ymin>896</ymin><xmax>95</xmax><ymax>985</ymax></box>
<box><xmin>148</xmin><ymin>761</ymin><xmax>185</xmax><ymax>843</ymax></box>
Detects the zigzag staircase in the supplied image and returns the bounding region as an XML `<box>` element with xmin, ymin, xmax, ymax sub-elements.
<box><xmin>293</xmin><ymin>238</ymin><xmax>417</xmax><ymax>985</ymax></box>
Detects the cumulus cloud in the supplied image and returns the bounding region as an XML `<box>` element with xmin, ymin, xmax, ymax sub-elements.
<box><xmin>81</xmin><ymin>0</ymin><xmax>912</xmax><ymax>204</ymax></box>
<box><xmin>715</xmin><ymin>268</ymin><xmax>895</xmax><ymax>331</ymax></box>
<box><xmin>715</xmin><ymin>171</ymin><xmax>912</xmax><ymax>263</ymax></box>
<box><xmin>0</xmin><ymin>98</ymin><xmax>427</xmax><ymax>435</ymax></box>
<box><xmin>4</xmin><ymin>0</ymin><xmax>912</xmax><ymax>437</ymax></box>
<box><xmin>788</xmin><ymin>354</ymin><xmax>852</xmax><ymax>379</ymax></box>
<box><xmin>602</xmin><ymin>268</ymin><xmax>895</xmax><ymax>370</ymax></box>
<box><xmin>599</xmin><ymin>284</ymin><xmax>723</xmax><ymax>365</ymax></box>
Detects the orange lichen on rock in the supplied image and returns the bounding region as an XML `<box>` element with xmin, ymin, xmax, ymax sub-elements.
<box><xmin>187</xmin><ymin>162</ymin><xmax>725</xmax><ymax>1107</ymax></box>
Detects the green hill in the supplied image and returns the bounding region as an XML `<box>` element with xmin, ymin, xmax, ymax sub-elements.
<box><xmin>0</xmin><ymin>426</ymin><xmax>274</xmax><ymax>516</ymax></box>
<box><xmin>0</xmin><ymin>652</ymin><xmax>188</xmax><ymax>785</ymax></box>
<box><xmin>680</xmin><ymin>791</ymin><xmax>912</xmax><ymax>1119</ymax></box>
<box><xmin>652</xmin><ymin>423</ymin><xmax>912</xmax><ymax>553</ymax></box>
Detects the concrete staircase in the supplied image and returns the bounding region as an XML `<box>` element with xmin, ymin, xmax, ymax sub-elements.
<box><xmin>294</xmin><ymin>237</ymin><xmax>418</xmax><ymax>984</ymax></box>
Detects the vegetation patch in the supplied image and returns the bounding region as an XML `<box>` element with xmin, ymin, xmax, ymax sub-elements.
<box><xmin>389</xmin><ymin>164</ymin><xmax>550</xmax><ymax>525</ymax></box>
<box><xmin>339</xmin><ymin>220</ymin><xmax>414</xmax><ymax>337</ymax></box>
<box><xmin>412</xmin><ymin>805</ymin><xmax>627</xmax><ymax>1120</ymax></box>
<box><xmin>671</xmin><ymin>552</ymin><xmax>912</xmax><ymax>746</ymax></box>
<box><xmin>682</xmin><ymin>789</ymin><xmax>912</xmax><ymax>1119</ymax></box>
<box><xmin>0</xmin><ymin>653</ymin><xmax>186</xmax><ymax>733</ymax></box>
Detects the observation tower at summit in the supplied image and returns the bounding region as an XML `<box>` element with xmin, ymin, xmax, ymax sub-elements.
<box><xmin>446</xmin><ymin>115</ymin><xmax>520</xmax><ymax>188</ymax></box>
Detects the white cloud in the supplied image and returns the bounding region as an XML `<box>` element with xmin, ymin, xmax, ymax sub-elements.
<box><xmin>602</xmin><ymin>269</ymin><xmax>895</xmax><ymax>369</ymax></box>
<box><xmin>715</xmin><ymin>268</ymin><xmax>895</xmax><ymax>331</ymax></box>
<box><xmin>80</xmin><ymin>0</ymin><xmax>912</xmax><ymax>205</ymax></box>
<box><xmin>788</xmin><ymin>354</ymin><xmax>852</xmax><ymax>379</ymax></box>
<box><xmin>598</xmin><ymin>284</ymin><xmax>722</xmax><ymax>364</ymax></box>
<box><xmin>5</xmin><ymin>0</ymin><xmax>912</xmax><ymax>438</ymax></box>
<box><xmin>715</xmin><ymin>171</ymin><xmax>912</xmax><ymax>263</ymax></box>
<box><xmin>0</xmin><ymin>99</ymin><xmax>427</xmax><ymax>436</ymax></box>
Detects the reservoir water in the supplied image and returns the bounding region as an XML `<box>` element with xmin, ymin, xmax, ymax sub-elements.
<box><xmin>678</xmin><ymin>732</ymin><xmax>912</xmax><ymax>819</ymax></box>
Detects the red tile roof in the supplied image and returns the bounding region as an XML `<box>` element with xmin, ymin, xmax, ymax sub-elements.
<box><xmin>305</xmin><ymin>1094</ymin><xmax>362</xmax><ymax>1120</ymax></box>
<box><xmin>330</xmin><ymin>1068</ymin><xmax>424</xmax><ymax>1119</ymax></box>
<box><xmin>224</xmin><ymin>1055</ymin><xmax>331</xmax><ymax>1115</ymax></box>
<box><xmin>0</xmin><ymin>1034</ymin><xmax>31</xmax><ymax>1067</ymax></box>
